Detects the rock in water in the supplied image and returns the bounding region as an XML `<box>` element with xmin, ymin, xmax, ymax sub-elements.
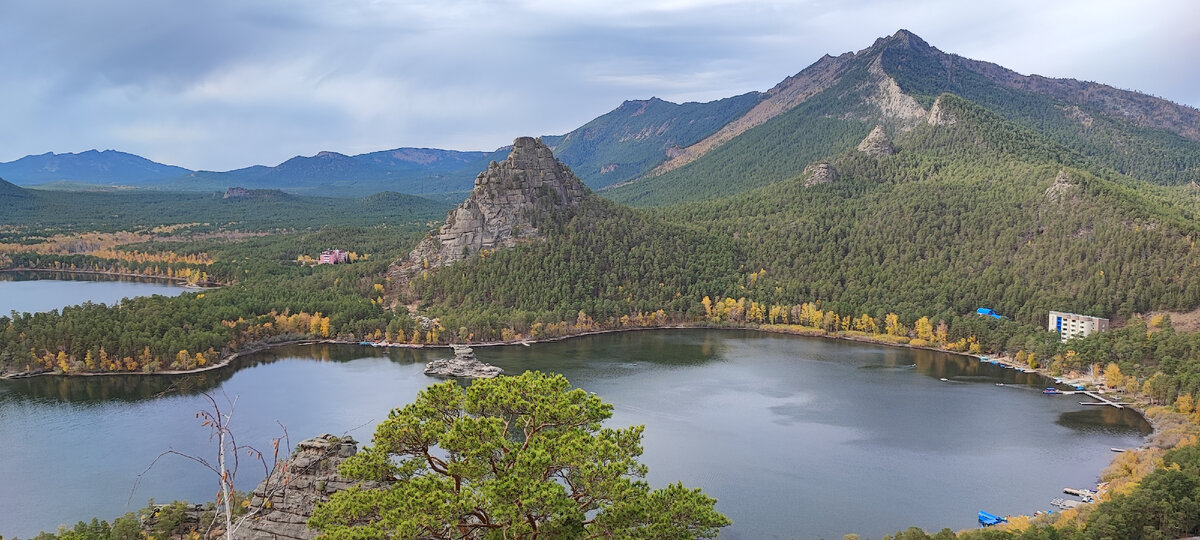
<box><xmin>424</xmin><ymin>345</ymin><xmax>503</xmax><ymax>379</ymax></box>
<box><xmin>404</xmin><ymin>137</ymin><xmax>588</xmax><ymax>269</ymax></box>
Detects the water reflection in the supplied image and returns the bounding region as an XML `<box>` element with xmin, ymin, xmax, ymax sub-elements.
<box><xmin>0</xmin><ymin>329</ymin><xmax>1154</xmax><ymax>540</ymax></box>
<box><xmin>1058</xmin><ymin>407</ymin><xmax>1153</xmax><ymax>436</ymax></box>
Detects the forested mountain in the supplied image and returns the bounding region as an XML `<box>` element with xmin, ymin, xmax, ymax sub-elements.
<box><xmin>406</xmin><ymin>93</ymin><xmax>1200</xmax><ymax>338</ymax></box>
<box><xmin>541</xmin><ymin>93</ymin><xmax>762</xmax><ymax>189</ymax></box>
<box><xmin>0</xmin><ymin>150</ymin><xmax>191</xmax><ymax>186</ymax></box>
<box><xmin>606</xmin><ymin>30</ymin><xmax>1200</xmax><ymax>206</ymax></box>
<box><xmin>666</xmin><ymin>94</ymin><xmax>1200</xmax><ymax>323</ymax></box>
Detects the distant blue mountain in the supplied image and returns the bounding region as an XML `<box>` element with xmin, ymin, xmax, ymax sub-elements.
<box><xmin>0</xmin><ymin>150</ymin><xmax>192</xmax><ymax>186</ymax></box>
<box><xmin>0</xmin><ymin>90</ymin><xmax>765</xmax><ymax>196</ymax></box>
<box><xmin>167</xmin><ymin>147</ymin><xmax>507</xmax><ymax>196</ymax></box>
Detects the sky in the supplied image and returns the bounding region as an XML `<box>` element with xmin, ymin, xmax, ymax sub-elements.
<box><xmin>1</xmin><ymin>0</ymin><xmax>1197</xmax><ymax>171</ymax></box>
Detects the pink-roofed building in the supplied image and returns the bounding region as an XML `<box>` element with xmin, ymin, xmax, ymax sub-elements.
<box><xmin>318</xmin><ymin>249</ymin><xmax>350</xmax><ymax>265</ymax></box>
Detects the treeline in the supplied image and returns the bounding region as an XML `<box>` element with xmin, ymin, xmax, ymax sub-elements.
<box><xmin>0</xmin><ymin>226</ymin><xmax>431</xmax><ymax>375</ymax></box>
<box><xmin>8</xmin><ymin>253</ymin><xmax>214</xmax><ymax>285</ymax></box>
<box><xmin>0</xmin><ymin>189</ymin><xmax>450</xmax><ymax>234</ymax></box>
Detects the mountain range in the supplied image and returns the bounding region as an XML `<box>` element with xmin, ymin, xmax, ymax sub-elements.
<box><xmin>3</xmin><ymin>30</ymin><xmax>1197</xmax><ymax>202</ymax></box>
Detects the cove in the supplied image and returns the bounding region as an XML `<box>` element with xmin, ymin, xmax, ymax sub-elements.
<box><xmin>0</xmin><ymin>330</ymin><xmax>1148</xmax><ymax>539</ymax></box>
<box><xmin>0</xmin><ymin>271</ymin><xmax>191</xmax><ymax>315</ymax></box>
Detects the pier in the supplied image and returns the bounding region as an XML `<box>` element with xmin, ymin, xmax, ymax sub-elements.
<box><xmin>1043</xmin><ymin>389</ymin><xmax>1124</xmax><ymax>409</ymax></box>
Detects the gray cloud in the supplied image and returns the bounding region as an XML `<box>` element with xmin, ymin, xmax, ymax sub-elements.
<box><xmin>0</xmin><ymin>0</ymin><xmax>1195</xmax><ymax>171</ymax></box>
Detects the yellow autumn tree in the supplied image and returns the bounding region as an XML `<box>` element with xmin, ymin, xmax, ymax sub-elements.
<box><xmin>1104</xmin><ymin>363</ymin><xmax>1125</xmax><ymax>389</ymax></box>
<box><xmin>884</xmin><ymin>313</ymin><xmax>904</xmax><ymax>336</ymax></box>
<box><xmin>1177</xmin><ymin>394</ymin><xmax>1195</xmax><ymax>414</ymax></box>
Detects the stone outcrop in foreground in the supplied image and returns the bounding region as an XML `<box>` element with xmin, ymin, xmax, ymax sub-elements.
<box><xmin>404</xmin><ymin>137</ymin><xmax>588</xmax><ymax>269</ymax></box>
<box><xmin>236</xmin><ymin>434</ymin><xmax>374</xmax><ymax>540</ymax></box>
<box><xmin>424</xmin><ymin>345</ymin><xmax>503</xmax><ymax>379</ymax></box>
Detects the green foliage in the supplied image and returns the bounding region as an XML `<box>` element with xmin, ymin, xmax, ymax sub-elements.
<box><xmin>309</xmin><ymin>371</ymin><xmax>730</xmax><ymax>539</ymax></box>
<box><xmin>413</xmin><ymin>197</ymin><xmax>742</xmax><ymax>337</ymax></box>
<box><xmin>663</xmin><ymin>95</ymin><xmax>1200</xmax><ymax>326</ymax></box>
<box><xmin>1084</xmin><ymin>444</ymin><xmax>1200</xmax><ymax>540</ymax></box>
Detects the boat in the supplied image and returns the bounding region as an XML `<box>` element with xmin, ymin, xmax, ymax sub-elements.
<box><xmin>978</xmin><ymin>511</ymin><xmax>1008</xmax><ymax>527</ymax></box>
<box><xmin>1043</xmin><ymin>388</ymin><xmax>1061</xmax><ymax>394</ymax></box>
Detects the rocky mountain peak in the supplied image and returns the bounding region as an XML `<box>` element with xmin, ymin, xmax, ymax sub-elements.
<box><xmin>400</xmin><ymin>137</ymin><xmax>588</xmax><ymax>269</ymax></box>
<box><xmin>857</xmin><ymin>125</ymin><xmax>896</xmax><ymax>156</ymax></box>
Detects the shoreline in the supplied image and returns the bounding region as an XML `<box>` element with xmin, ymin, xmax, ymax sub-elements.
<box><xmin>1</xmin><ymin>323</ymin><xmax>1159</xmax><ymax>525</ymax></box>
<box><xmin>0</xmin><ymin>266</ymin><xmax>221</xmax><ymax>289</ymax></box>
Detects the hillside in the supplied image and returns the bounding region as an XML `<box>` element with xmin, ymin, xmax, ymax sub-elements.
<box><xmin>664</xmin><ymin>94</ymin><xmax>1200</xmax><ymax>323</ymax></box>
<box><xmin>543</xmin><ymin>93</ymin><xmax>761</xmax><ymax>189</ymax></box>
<box><xmin>606</xmin><ymin>30</ymin><xmax>1200</xmax><ymax>206</ymax></box>
<box><xmin>0</xmin><ymin>150</ymin><xmax>191</xmax><ymax>186</ymax></box>
<box><xmin>0</xmin><ymin>177</ymin><xmax>30</xmax><ymax>199</ymax></box>
<box><xmin>393</xmin><ymin>139</ymin><xmax>742</xmax><ymax>335</ymax></box>
<box><xmin>404</xmin><ymin>92</ymin><xmax>1200</xmax><ymax>341</ymax></box>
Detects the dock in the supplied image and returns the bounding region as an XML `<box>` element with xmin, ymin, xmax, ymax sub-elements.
<box><xmin>1050</xmin><ymin>498</ymin><xmax>1080</xmax><ymax>510</ymax></box>
<box><xmin>1043</xmin><ymin>389</ymin><xmax>1125</xmax><ymax>409</ymax></box>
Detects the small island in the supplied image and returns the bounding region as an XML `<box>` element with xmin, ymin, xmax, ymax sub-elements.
<box><xmin>423</xmin><ymin>345</ymin><xmax>503</xmax><ymax>379</ymax></box>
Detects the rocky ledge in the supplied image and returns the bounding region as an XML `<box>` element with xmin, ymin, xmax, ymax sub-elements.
<box><xmin>424</xmin><ymin>345</ymin><xmax>503</xmax><ymax>379</ymax></box>
<box><xmin>236</xmin><ymin>434</ymin><xmax>375</xmax><ymax>540</ymax></box>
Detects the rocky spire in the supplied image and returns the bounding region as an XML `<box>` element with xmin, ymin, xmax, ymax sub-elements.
<box><xmin>856</xmin><ymin>125</ymin><xmax>896</xmax><ymax>156</ymax></box>
<box><xmin>403</xmin><ymin>137</ymin><xmax>588</xmax><ymax>269</ymax></box>
<box><xmin>927</xmin><ymin>95</ymin><xmax>959</xmax><ymax>126</ymax></box>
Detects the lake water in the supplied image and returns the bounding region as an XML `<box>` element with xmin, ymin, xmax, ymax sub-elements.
<box><xmin>0</xmin><ymin>271</ymin><xmax>189</xmax><ymax>315</ymax></box>
<box><xmin>0</xmin><ymin>330</ymin><xmax>1148</xmax><ymax>539</ymax></box>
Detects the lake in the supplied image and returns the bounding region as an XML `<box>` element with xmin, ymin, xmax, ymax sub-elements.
<box><xmin>0</xmin><ymin>271</ymin><xmax>190</xmax><ymax>315</ymax></box>
<box><xmin>0</xmin><ymin>330</ymin><xmax>1148</xmax><ymax>539</ymax></box>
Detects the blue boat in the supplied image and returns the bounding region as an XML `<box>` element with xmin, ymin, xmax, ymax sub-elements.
<box><xmin>1043</xmin><ymin>388</ymin><xmax>1061</xmax><ymax>394</ymax></box>
<box><xmin>978</xmin><ymin>511</ymin><xmax>1008</xmax><ymax>527</ymax></box>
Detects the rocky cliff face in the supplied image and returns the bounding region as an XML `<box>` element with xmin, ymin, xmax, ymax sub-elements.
<box><xmin>856</xmin><ymin>125</ymin><xmax>895</xmax><ymax>156</ymax></box>
<box><xmin>802</xmin><ymin>162</ymin><xmax>839</xmax><ymax>187</ymax></box>
<box><xmin>400</xmin><ymin>137</ymin><xmax>588</xmax><ymax>270</ymax></box>
<box><xmin>235</xmin><ymin>434</ymin><xmax>375</xmax><ymax>540</ymax></box>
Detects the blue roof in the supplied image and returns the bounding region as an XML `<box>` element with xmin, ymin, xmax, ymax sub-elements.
<box><xmin>976</xmin><ymin>308</ymin><xmax>1003</xmax><ymax>319</ymax></box>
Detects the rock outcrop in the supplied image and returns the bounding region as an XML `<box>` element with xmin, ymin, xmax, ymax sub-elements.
<box><xmin>856</xmin><ymin>125</ymin><xmax>895</xmax><ymax>156</ymax></box>
<box><xmin>424</xmin><ymin>345</ymin><xmax>503</xmax><ymax>379</ymax></box>
<box><xmin>926</xmin><ymin>95</ymin><xmax>959</xmax><ymax>126</ymax></box>
<box><xmin>802</xmin><ymin>162</ymin><xmax>839</xmax><ymax>187</ymax></box>
<box><xmin>236</xmin><ymin>434</ymin><xmax>375</xmax><ymax>540</ymax></box>
<box><xmin>402</xmin><ymin>137</ymin><xmax>588</xmax><ymax>270</ymax></box>
<box><xmin>1044</xmin><ymin>170</ymin><xmax>1079</xmax><ymax>204</ymax></box>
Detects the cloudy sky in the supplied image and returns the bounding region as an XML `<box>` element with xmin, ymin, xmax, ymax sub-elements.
<box><xmin>1</xmin><ymin>0</ymin><xmax>1197</xmax><ymax>171</ymax></box>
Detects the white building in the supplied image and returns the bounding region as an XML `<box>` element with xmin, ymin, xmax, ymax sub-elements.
<box><xmin>1048</xmin><ymin>311</ymin><xmax>1110</xmax><ymax>341</ymax></box>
